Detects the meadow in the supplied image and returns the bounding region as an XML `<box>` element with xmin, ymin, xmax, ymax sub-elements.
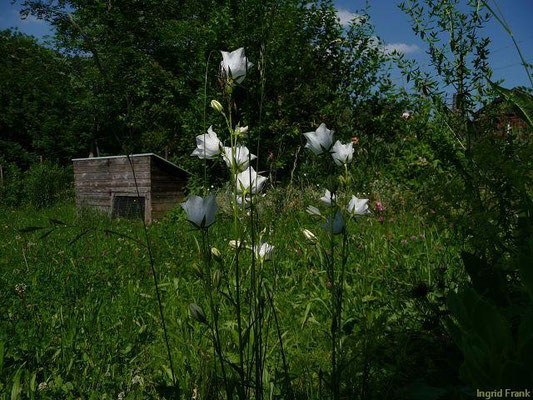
<box><xmin>1</xmin><ymin>187</ymin><xmax>466</xmax><ymax>399</ymax></box>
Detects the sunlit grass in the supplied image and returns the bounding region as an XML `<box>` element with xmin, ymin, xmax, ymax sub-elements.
<box><xmin>0</xmin><ymin>191</ymin><xmax>465</xmax><ymax>398</ymax></box>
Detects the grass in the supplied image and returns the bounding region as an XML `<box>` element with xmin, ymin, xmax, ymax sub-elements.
<box><xmin>0</xmin><ymin>187</ymin><xmax>467</xmax><ymax>399</ymax></box>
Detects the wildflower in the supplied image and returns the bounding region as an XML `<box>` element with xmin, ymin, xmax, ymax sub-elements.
<box><xmin>375</xmin><ymin>201</ymin><xmax>384</xmax><ymax>212</ymax></box>
<box><xmin>319</xmin><ymin>189</ymin><xmax>336</xmax><ymax>207</ymax></box>
<box><xmin>326</xmin><ymin>281</ymin><xmax>333</xmax><ymax>289</ymax></box>
<box><xmin>330</xmin><ymin>140</ymin><xmax>354</xmax><ymax>166</ymax></box>
<box><xmin>181</xmin><ymin>195</ymin><xmax>219</xmax><ymax>229</ymax></box>
<box><xmin>211</xmin><ymin>247</ymin><xmax>222</xmax><ymax>262</ymax></box>
<box><xmin>222</xmin><ymin>146</ymin><xmax>257</xmax><ymax>171</ymax></box>
<box><xmin>303</xmin><ymin>123</ymin><xmax>334</xmax><ymax>155</ymax></box>
<box><xmin>38</xmin><ymin>382</ymin><xmax>48</xmax><ymax>392</ymax></box>
<box><xmin>322</xmin><ymin>211</ymin><xmax>344</xmax><ymax>234</ymax></box>
<box><xmin>236</xmin><ymin>166</ymin><xmax>268</xmax><ymax>194</ymax></box>
<box><xmin>268</xmin><ymin>151</ymin><xmax>275</xmax><ymax>160</ymax></box>
<box><xmin>254</xmin><ymin>242</ymin><xmax>274</xmax><ymax>261</ymax></box>
<box><xmin>419</xmin><ymin>233</ymin><xmax>426</xmax><ymax>239</ymax></box>
<box><xmin>410</xmin><ymin>235</ymin><xmax>417</xmax><ymax>241</ymax></box>
<box><xmin>377</xmin><ymin>216</ymin><xmax>385</xmax><ymax>224</ymax></box>
<box><xmin>210</xmin><ymin>99</ymin><xmax>223</xmax><ymax>113</ymax></box>
<box><xmin>229</xmin><ymin>240</ymin><xmax>242</xmax><ymax>249</ymax></box>
<box><xmin>191</xmin><ymin>126</ymin><xmax>222</xmax><ymax>159</ymax></box>
<box><xmin>118</xmin><ymin>392</ymin><xmax>126</xmax><ymax>400</ymax></box>
<box><xmin>302</xmin><ymin>229</ymin><xmax>319</xmax><ymax>242</ymax></box>
<box><xmin>348</xmin><ymin>196</ymin><xmax>370</xmax><ymax>216</ymax></box>
<box><xmin>306</xmin><ymin>205</ymin><xmax>322</xmax><ymax>216</ymax></box>
<box><xmin>350</xmin><ymin>136</ymin><xmax>359</xmax><ymax>145</ymax></box>
<box><xmin>401</xmin><ymin>239</ymin><xmax>408</xmax><ymax>245</ymax></box>
<box><xmin>234</xmin><ymin>124</ymin><xmax>249</xmax><ymax>136</ymax></box>
<box><xmin>401</xmin><ymin>110</ymin><xmax>413</xmax><ymax>120</ymax></box>
<box><xmin>15</xmin><ymin>283</ymin><xmax>26</xmax><ymax>298</ymax></box>
<box><xmin>220</xmin><ymin>48</ymin><xmax>253</xmax><ymax>84</ymax></box>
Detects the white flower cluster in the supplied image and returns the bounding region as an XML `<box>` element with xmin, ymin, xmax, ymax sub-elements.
<box><xmin>303</xmin><ymin>123</ymin><xmax>354</xmax><ymax>165</ymax></box>
<box><xmin>303</xmin><ymin>124</ymin><xmax>370</xmax><ymax>234</ymax></box>
<box><xmin>181</xmin><ymin>47</ymin><xmax>274</xmax><ymax>260</ymax></box>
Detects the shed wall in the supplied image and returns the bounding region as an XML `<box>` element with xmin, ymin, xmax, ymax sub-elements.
<box><xmin>150</xmin><ymin>159</ymin><xmax>187</xmax><ymax>220</ymax></box>
<box><xmin>73</xmin><ymin>156</ymin><xmax>151</xmax><ymax>220</ymax></box>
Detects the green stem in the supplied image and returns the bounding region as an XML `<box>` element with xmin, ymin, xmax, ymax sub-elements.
<box><xmin>201</xmin><ymin>230</ymin><xmax>230</xmax><ymax>398</ymax></box>
<box><xmin>226</xmin><ymin>88</ymin><xmax>246</xmax><ymax>399</ymax></box>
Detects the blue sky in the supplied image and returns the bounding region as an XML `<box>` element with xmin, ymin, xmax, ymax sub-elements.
<box><xmin>1</xmin><ymin>0</ymin><xmax>532</xmax><ymax>92</ymax></box>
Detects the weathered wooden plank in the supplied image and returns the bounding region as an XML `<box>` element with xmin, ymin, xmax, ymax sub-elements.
<box><xmin>74</xmin><ymin>171</ymin><xmax>151</xmax><ymax>180</ymax></box>
<box><xmin>74</xmin><ymin>166</ymin><xmax>151</xmax><ymax>176</ymax></box>
<box><xmin>75</xmin><ymin>180</ymin><xmax>151</xmax><ymax>188</ymax></box>
<box><xmin>75</xmin><ymin>187</ymin><xmax>150</xmax><ymax>194</ymax></box>
<box><xmin>76</xmin><ymin>192</ymin><xmax>110</xmax><ymax>198</ymax></box>
<box><xmin>73</xmin><ymin>159</ymin><xmax>150</xmax><ymax>173</ymax></box>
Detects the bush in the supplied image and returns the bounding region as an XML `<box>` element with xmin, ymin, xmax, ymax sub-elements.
<box><xmin>0</xmin><ymin>161</ymin><xmax>73</xmax><ymax>208</ymax></box>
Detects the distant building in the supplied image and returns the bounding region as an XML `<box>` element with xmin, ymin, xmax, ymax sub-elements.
<box><xmin>472</xmin><ymin>91</ymin><xmax>530</xmax><ymax>137</ymax></box>
<box><xmin>72</xmin><ymin>153</ymin><xmax>189</xmax><ymax>223</ymax></box>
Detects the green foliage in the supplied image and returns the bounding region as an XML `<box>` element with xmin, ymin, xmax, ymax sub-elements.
<box><xmin>0</xmin><ymin>161</ymin><xmax>72</xmax><ymax>208</ymax></box>
<box><xmin>12</xmin><ymin>0</ymin><xmax>391</xmax><ymax>180</ymax></box>
<box><xmin>0</xmin><ymin>30</ymin><xmax>89</xmax><ymax>167</ymax></box>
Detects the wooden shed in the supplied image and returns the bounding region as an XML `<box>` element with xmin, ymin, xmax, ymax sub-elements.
<box><xmin>72</xmin><ymin>153</ymin><xmax>189</xmax><ymax>223</ymax></box>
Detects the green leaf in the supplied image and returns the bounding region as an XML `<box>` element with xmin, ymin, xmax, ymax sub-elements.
<box><xmin>188</xmin><ymin>303</ymin><xmax>208</xmax><ymax>325</ymax></box>
<box><xmin>11</xmin><ymin>369</ymin><xmax>22</xmax><ymax>400</ymax></box>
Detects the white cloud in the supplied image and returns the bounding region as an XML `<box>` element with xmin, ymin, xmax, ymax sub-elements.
<box><xmin>336</xmin><ymin>9</ymin><xmax>361</xmax><ymax>27</ymax></box>
<box><xmin>382</xmin><ymin>43</ymin><xmax>420</xmax><ymax>55</ymax></box>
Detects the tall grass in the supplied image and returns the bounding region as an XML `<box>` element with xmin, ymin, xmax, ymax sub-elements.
<box><xmin>0</xmin><ymin>189</ymin><xmax>466</xmax><ymax>398</ymax></box>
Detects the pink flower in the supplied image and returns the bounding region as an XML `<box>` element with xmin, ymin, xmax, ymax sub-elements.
<box><xmin>377</xmin><ymin>216</ymin><xmax>385</xmax><ymax>224</ymax></box>
<box><xmin>410</xmin><ymin>235</ymin><xmax>417</xmax><ymax>241</ymax></box>
<box><xmin>268</xmin><ymin>151</ymin><xmax>275</xmax><ymax>160</ymax></box>
<box><xmin>350</xmin><ymin>136</ymin><xmax>359</xmax><ymax>145</ymax></box>
<box><xmin>419</xmin><ymin>233</ymin><xmax>426</xmax><ymax>239</ymax></box>
<box><xmin>401</xmin><ymin>239</ymin><xmax>408</xmax><ymax>245</ymax></box>
<box><xmin>375</xmin><ymin>201</ymin><xmax>384</xmax><ymax>213</ymax></box>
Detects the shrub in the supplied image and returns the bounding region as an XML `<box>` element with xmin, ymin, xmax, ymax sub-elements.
<box><xmin>0</xmin><ymin>161</ymin><xmax>73</xmax><ymax>208</ymax></box>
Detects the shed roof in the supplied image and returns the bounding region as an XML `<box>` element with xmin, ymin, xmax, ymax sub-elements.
<box><xmin>72</xmin><ymin>153</ymin><xmax>191</xmax><ymax>175</ymax></box>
